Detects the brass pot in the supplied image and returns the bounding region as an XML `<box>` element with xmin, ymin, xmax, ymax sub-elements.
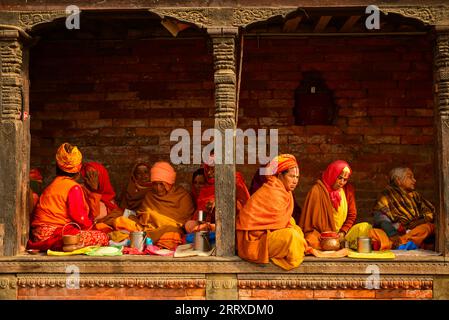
<box><xmin>62</xmin><ymin>234</ymin><xmax>80</xmax><ymax>245</ymax></box>
<box><xmin>320</xmin><ymin>232</ymin><xmax>341</xmax><ymax>251</ymax></box>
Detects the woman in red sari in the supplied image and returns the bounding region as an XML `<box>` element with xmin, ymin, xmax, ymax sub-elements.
<box><xmin>27</xmin><ymin>143</ymin><xmax>109</xmax><ymax>252</ymax></box>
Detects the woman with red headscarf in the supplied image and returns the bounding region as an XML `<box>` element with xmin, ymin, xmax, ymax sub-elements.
<box><xmin>299</xmin><ymin>160</ymin><xmax>371</xmax><ymax>250</ymax></box>
<box><xmin>236</xmin><ymin>154</ymin><xmax>308</xmax><ymax>270</ymax></box>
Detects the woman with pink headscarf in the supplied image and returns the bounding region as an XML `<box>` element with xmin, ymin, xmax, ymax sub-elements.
<box><xmin>299</xmin><ymin>160</ymin><xmax>371</xmax><ymax>250</ymax></box>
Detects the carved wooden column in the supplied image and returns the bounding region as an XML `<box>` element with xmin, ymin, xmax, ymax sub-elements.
<box><xmin>434</xmin><ymin>26</ymin><xmax>449</xmax><ymax>257</ymax></box>
<box><xmin>208</xmin><ymin>27</ymin><xmax>238</xmax><ymax>257</ymax></box>
<box><xmin>0</xmin><ymin>29</ymin><xmax>30</xmax><ymax>256</ymax></box>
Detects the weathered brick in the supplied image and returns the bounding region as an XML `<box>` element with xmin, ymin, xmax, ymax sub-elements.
<box><xmin>366</xmin><ymin>135</ymin><xmax>400</xmax><ymax>144</ymax></box>
<box><xmin>250</xmin><ymin>289</ymin><xmax>314</xmax><ymax>299</ymax></box>
<box><xmin>113</xmin><ymin>119</ymin><xmax>148</xmax><ymax>128</ymax></box>
<box><xmin>401</xmin><ymin>136</ymin><xmax>434</xmax><ymax>145</ymax></box>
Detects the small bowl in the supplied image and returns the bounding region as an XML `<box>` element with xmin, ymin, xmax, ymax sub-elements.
<box><xmin>26</xmin><ymin>249</ymin><xmax>40</xmax><ymax>255</ymax></box>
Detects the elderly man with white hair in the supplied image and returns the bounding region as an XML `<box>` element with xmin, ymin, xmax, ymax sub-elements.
<box><xmin>370</xmin><ymin>167</ymin><xmax>435</xmax><ymax>250</ymax></box>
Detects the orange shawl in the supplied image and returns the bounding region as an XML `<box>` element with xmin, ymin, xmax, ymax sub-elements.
<box><xmin>137</xmin><ymin>185</ymin><xmax>195</xmax><ymax>241</ymax></box>
<box><xmin>299</xmin><ymin>180</ymin><xmax>357</xmax><ymax>236</ymax></box>
<box><xmin>120</xmin><ymin>163</ymin><xmax>152</xmax><ymax>211</ymax></box>
<box><xmin>236</xmin><ymin>176</ymin><xmax>294</xmax><ymax>263</ymax></box>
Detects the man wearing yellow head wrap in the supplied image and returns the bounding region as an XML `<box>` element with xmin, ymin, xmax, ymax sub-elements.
<box><xmin>27</xmin><ymin>143</ymin><xmax>109</xmax><ymax>252</ymax></box>
<box><xmin>236</xmin><ymin>154</ymin><xmax>308</xmax><ymax>270</ymax></box>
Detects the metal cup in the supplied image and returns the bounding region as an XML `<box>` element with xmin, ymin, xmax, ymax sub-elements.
<box><xmin>357</xmin><ymin>237</ymin><xmax>372</xmax><ymax>253</ymax></box>
<box><xmin>194</xmin><ymin>231</ymin><xmax>211</xmax><ymax>252</ymax></box>
<box><xmin>198</xmin><ymin>210</ymin><xmax>205</xmax><ymax>222</ymax></box>
<box><xmin>130</xmin><ymin>231</ymin><xmax>146</xmax><ymax>252</ymax></box>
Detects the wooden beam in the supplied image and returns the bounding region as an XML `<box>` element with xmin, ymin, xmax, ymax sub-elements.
<box><xmin>314</xmin><ymin>16</ymin><xmax>332</xmax><ymax>32</ymax></box>
<box><xmin>340</xmin><ymin>15</ymin><xmax>361</xmax><ymax>32</ymax></box>
<box><xmin>283</xmin><ymin>16</ymin><xmax>302</xmax><ymax>33</ymax></box>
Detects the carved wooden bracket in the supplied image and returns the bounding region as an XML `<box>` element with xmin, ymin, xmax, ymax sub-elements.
<box><xmin>18</xmin><ymin>11</ymin><xmax>66</xmax><ymax>30</ymax></box>
<box><xmin>152</xmin><ymin>7</ymin><xmax>297</xmax><ymax>29</ymax></box>
<box><xmin>380</xmin><ymin>5</ymin><xmax>449</xmax><ymax>26</ymax></box>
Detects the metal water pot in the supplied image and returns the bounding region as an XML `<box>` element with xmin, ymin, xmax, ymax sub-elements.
<box><xmin>194</xmin><ymin>231</ymin><xmax>211</xmax><ymax>252</ymax></box>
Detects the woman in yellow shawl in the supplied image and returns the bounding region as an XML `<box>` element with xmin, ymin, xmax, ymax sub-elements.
<box><xmin>236</xmin><ymin>154</ymin><xmax>308</xmax><ymax>270</ymax></box>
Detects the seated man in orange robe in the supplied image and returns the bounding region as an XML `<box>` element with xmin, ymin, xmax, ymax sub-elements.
<box><xmin>236</xmin><ymin>154</ymin><xmax>308</xmax><ymax>270</ymax></box>
<box><xmin>184</xmin><ymin>154</ymin><xmax>250</xmax><ymax>233</ymax></box>
<box><xmin>370</xmin><ymin>167</ymin><xmax>435</xmax><ymax>250</ymax></box>
<box><xmin>135</xmin><ymin>161</ymin><xmax>195</xmax><ymax>249</ymax></box>
<box><xmin>299</xmin><ymin>160</ymin><xmax>371</xmax><ymax>250</ymax></box>
<box><xmin>27</xmin><ymin>143</ymin><xmax>109</xmax><ymax>251</ymax></box>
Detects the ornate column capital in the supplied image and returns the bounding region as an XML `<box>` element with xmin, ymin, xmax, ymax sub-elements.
<box><xmin>434</xmin><ymin>27</ymin><xmax>449</xmax><ymax>120</ymax></box>
<box><xmin>0</xmin><ymin>29</ymin><xmax>23</xmax><ymax>121</ymax></box>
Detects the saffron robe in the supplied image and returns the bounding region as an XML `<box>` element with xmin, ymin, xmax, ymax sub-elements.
<box><xmin>236</xmin><ymin>176</ymin><xmax>307</xmax><ymax>270</ymax></box>
<box><xmin>299</xmin><ymin>180</ymin><xmax>357</xmax><ymax>249</ymax></box>
<box><xmin>27</xmin><ymin>176</ymin><xmax>109</xmax><ymax>251</ymax></box>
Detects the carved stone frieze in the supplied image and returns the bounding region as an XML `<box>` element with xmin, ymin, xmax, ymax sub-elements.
<box><xmin>16</xmin><ymin>275</ymin><xmax>206</xmax><ymax>289</ymax></box>
<box><xmin>0</xmin><ymin>259</ymin><xmax>448</xmax><ymax>275</ymax></box>
<box><xmin>207</xmin><ymin>278</ymin><xmax>237</xmax><ymax>290</ymax></box>
<box><xmin>0</xmin><ymin>277</ymin><xmax>16</xmax><ymax>289</ymax></box>
<box><xmin>238</xmin><ymin>276</ymin><xmax>433</xmax><ymax>290</ymax></box>
<box><xmin>380</xmin><ymin>6</ymin><xmax>449</xmax><ymax>25</ymax></box>
<box><xmin>18</xmin><ymin>11</ymin><xmax>66</xmax><ymax>30</ymax></box>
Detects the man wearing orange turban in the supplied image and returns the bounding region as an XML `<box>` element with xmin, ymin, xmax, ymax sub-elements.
<box><xmin>236</xmin><ymin>154</ymin><xmax>308</xmax><ymax>270</ymax></box>
<box><xmin>27</xmin><ymin>143</ymin><xmax>109</xmax><ymax>252</ymax></box>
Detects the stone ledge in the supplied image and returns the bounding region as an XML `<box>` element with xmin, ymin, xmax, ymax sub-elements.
<box><xmin>0</xmin><ymin>256</ymin><xmax>447</xmax><ymax>275</ymax></box>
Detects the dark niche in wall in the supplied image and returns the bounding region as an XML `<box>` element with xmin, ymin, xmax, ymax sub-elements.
<box><xmin>294</xmin><ymin>71</ymin><xmax>336</xmax><ymax>126</ymax></box>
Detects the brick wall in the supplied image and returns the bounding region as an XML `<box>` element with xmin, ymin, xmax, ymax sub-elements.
<box><xmin>237</xmin><ymin>36</ymin><xmax>435</xmax><ymax>221</ymax></box>
<box><xmin>30</xmin><ymin>36</ymin><xmax>215</xmax><ymax>196</ymax></box>
<box><xmin>30</xmin><ymin>34</ymin><xmax>435</xmax><ymax>221</ymax></box>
